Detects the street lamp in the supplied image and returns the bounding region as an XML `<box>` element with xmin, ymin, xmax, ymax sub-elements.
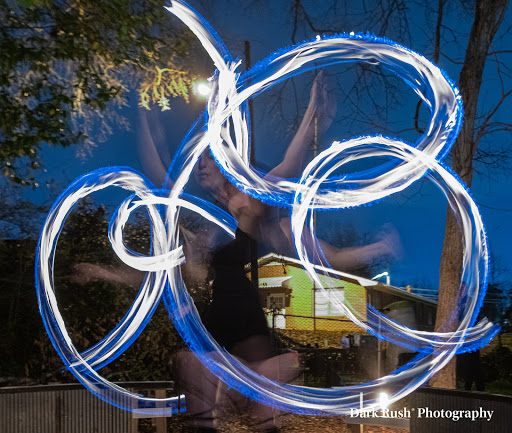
<box><xmin>372</xmin><ymin>271</ymin><xmax>390</xmax><ymax>286</ymax></box>
<box><xmin>378</xmin><ymin>391</ymin><xmax>390</xmax><ymax>410</ymax></box>
<box><xmin>192</xmin><ymin>79</ymin><xmax>212</xmax><ymax>99</ymax></box>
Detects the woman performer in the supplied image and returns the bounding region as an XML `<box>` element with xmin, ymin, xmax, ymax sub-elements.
<box><xmin>171</xmin><ymin>71</ymin><xmax>399</xmax><ymax>432</ymax></box>
<box><xmin>74</xmin><ymin>72</ymin><xmax>400</xmax><ymax>432</ymax></box>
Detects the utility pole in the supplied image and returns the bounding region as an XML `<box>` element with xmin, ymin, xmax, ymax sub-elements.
<box><xmin>245</xmin><ymin>40</ymin><xmax>259</xmax><ymax>289</ymax></box>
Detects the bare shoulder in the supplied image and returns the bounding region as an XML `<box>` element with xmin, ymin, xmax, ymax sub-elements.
<box><xmin>227</xmin><ymin>188</ymin><xmax>265</xmax><ymax>218</ymax></box>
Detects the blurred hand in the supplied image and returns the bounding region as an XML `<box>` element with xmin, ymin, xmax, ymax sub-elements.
<box><xmin>306</xmin><ymin>70</ymin><xmax>337</xmax><ymax>134</ymax></box>
<box><xmin>70</xmin><ymin>263</ymin><xmax>101</xmax><ymax>285</ymax></box>
<box><xmin>376</xmin><ymin>224</ymin><xmax>403</xmax><ymax>261</ymax></box>
<box><xmin>70</xmin><ymin>263</ymin><xmax>142</xmax><ymax>287</ymax></box>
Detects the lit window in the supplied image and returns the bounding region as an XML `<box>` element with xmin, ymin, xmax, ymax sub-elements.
<box><xmin>315</xmin><ymin>288</ymin><xmax>344</xmax><ymax>316</ymax></box>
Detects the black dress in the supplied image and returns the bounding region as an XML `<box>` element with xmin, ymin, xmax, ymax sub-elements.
<box><xmin>206</xmin><ymin>228</ymin><xmax>270</xmax><ymax>351</ymax></box>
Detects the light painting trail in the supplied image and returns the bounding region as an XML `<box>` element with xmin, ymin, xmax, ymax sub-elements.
<box><xmin>36</xmin><ymin>0</ymin><xmax>498</xmax><ymax>416</ymax></box>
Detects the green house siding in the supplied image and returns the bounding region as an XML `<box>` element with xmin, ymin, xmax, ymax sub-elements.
<box><xmin>256</xmin><ymin>261</ymin><xmax>367</xmax><ymax>333</ymax></box>
<box><xmin>286</xmin><ymin>265</ymin><xmax>314</xmax><ymax>321</ymax></box>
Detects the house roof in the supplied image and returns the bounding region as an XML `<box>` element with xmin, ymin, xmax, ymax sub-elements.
<box><xmin>255</xmin><ymin>253</ymin><xmax>437</xmax><ymax>307</ymax></box>
<box><xmin>258</xmin><ymin>276</ymin><xmax>292</xmax><ymax>289</ymax></box>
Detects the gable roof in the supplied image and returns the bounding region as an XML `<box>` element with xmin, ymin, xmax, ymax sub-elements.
<box><xmin>259</xmin><ymin>276</ymin><xmax>293</xmax><ymax>288</ymax></box>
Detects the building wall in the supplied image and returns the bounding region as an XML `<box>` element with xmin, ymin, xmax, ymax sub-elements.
<box><xmin>310</xmin><ymin>271</ymin><xmax>367</xmax><ymax>334</ymax></box>
<box><xmin>258</xmin><ymin>262</ymin><xmax>367</xmax><ymax>334</ymax></box>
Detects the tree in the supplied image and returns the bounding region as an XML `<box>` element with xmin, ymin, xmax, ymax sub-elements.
<box><xmin>0</xmin><ymin>200</ymin><xmax>183</xmax><ymax>384</ymax></box>
<box><xmin>431</xmin><ymin>0</ymin><xmax>509</xmax><ymax>389</ymax></box>
<box><xmin>0</xmin><ymin>0</ymin><xmax>196</xmax><ymax>185</ymax></box>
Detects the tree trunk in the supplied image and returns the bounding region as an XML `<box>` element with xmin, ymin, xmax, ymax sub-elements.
<box><xmin>431</xmin><ymin>0</ymin><xmax>508</xmax><ymax>389</ymax></box>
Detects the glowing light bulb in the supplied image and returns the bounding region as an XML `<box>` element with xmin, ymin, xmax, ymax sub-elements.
<box><xmin>378</xmin><ymin>392</ymin><xmax>389</xmax><ymax>410</ymax></box>
<box><xmin>192</xmin><ymin>80</ymin><xmax>212</xmax><ymax>98</ymax></box>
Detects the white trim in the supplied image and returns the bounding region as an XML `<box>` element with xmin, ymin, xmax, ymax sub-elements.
<box><xmin>258</xmin><ymin>253</ymin><xmax>377</xmax><ymax>286</ymax></box>
<box><xmin>259</xmin><ymin>276</ymin><xmax>292</xmax><ymax>288</ymax></box>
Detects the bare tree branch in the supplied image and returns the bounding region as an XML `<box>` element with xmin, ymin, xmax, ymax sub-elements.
<box><xmin>473</xmin><ymin>49</ymin><xmax>512</xmax><ymax>149</ymax></box>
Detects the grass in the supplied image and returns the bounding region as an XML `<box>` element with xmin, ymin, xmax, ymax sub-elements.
<box><xmin>485</xmin><ymin>380</ymin><xmax>512</xmax><ymax>396</ymax></box>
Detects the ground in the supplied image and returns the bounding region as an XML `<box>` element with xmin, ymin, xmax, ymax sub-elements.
<box><xmin>137</xmin><ymin>413</ymin><xmax>410</xmax><ymax>432</ymax></box>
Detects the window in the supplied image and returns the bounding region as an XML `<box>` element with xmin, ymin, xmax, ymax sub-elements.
<box><xmin>267</xmin><ymin>294</ymin><xmax>285</xmax><ymax>310</ymax></box>
<box><xmin>315</xmin><ymin>288</ymin><xmax>345</xmax><ymax>316</ymax></box>
<box><xmin>267</xmin><ymin>294</ymin><xmax>286</xmax><ymax>329</ymax></box>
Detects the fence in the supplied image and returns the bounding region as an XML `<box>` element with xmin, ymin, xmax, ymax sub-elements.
<box><xmin>409</xmin><ymin>387</ymin><xmax>512</xmax><ymax>433</ymax></box>
<box><xmin>3</xmin><ymin>381</ymin><xmax>512</xmax><ymax>432</ymax></box>
<box><xmin>266</xmin><ymin>311</ymin><xmax>367</xmax><ymax>345</ymax></box>
<box><xmin>0</xmin><ymin>381</ymin><xmax>178</xmax><ymax>433</ymax></box>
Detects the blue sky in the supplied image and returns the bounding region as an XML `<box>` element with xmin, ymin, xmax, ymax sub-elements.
<box><xmin>22</xmin><ymin>0</ymin><xmax>512</xmax><ymax>290</ymax></box>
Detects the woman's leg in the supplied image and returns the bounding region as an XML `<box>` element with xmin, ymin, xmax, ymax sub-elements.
<box><xmin>176</xmin><ymin>338</ymin><xmax>301</xmax><ymax>431</ymax></box>
<box><xmin>176</xmin><ymin>350</ymin><xmax>219</xmax><ymax>430</ymax></box>
<box><xmin>229</xmin><ymin>336</ymin><xmax>302</xmax><ymax>431</ymax></box>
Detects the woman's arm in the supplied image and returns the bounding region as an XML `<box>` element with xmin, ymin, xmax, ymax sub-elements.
<box><xmin>137</xmin><ymin>110</ymin><xmax>172</xmax><ymax>188</ymax></box>
<box><xmin>179</xmin><ymin>224</ymin><xmax>215</xmax><ymax>287</ymax></box>
<box><xmin>70</xmin><ymin>225</ymin><xmax>216</xmax><ymax>290</ymax></box>
<box><xmin>278</xmin><ymin>218</ymin><xmax>401</xmax><ymax>272</ymax></box>
<box><xmin>71</xmin><ymin>263</ymin><xmax>144</xmax><ymax>288</ymax></box>
<box><xmin>232</xmin><ymin>72</ymin><xmax>336</xmax><ymax>240</ymax></box>
<box><xmin>267</xmin><ymin>71</ymin><xmax>336</xmax><ymax>179</ymax></box>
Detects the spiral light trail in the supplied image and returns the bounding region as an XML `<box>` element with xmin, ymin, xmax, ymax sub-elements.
<box><xmin>36</xmin><ymin>0</ymin><xmax>497</xmax><ymax>416</ymax></box>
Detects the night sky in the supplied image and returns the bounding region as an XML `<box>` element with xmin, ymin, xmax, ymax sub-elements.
<box><xmin>20</xmin><ymin>0</ymin><xmax>512</xmax><ymax>293</ymax></box>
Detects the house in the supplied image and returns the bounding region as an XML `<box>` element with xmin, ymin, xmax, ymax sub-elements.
<box><xmin>248</xmin><ymin>253</ymin><xmax>438</xmax><ymax>376</ymax></box>
<box><xmin>251</xmin><ymin>253</ymin><xmax>437</xmax><ymax>336</ymax></box>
